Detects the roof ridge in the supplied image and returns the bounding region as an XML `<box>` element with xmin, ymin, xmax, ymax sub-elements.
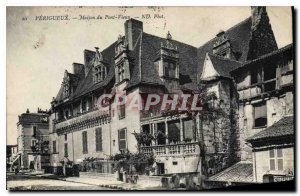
<box><xmin>198</xmin><ymin>17</ymin><xmax>251</xmax><ymax>49</ymax></box>
<box><xmin>244</xmin><ymin>43</ymin><xmax>293</xmax><ymax>65</ymax></box>
<box><xmin>142</xmin><ymin>32</ymin><xmax>198</xmax><ymax>49</ymax></box>
<box><xmin>208</xmin><ymin>53</ymin><xmax>242</xmax><ymax>64</ymax></box>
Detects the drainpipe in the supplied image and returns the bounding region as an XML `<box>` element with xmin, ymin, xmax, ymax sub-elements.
<box><xmin>72</xmin><ymin>130</ymin><xmax>75</xmax><ymax>163</ymax></box>
<box><xmin>254</xmin><ymin>150</ymin><xmax>257</xmax><ymax>182</ymax></box>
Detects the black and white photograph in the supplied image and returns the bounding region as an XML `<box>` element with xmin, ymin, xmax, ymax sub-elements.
<box><xmin>5</xmin><ymin>6</ymin><xmax>295</xmax><ymax>191</ymax></box>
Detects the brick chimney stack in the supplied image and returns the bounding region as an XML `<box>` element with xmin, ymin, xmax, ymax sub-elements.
<box><xmin>124</xmin><ymin>19</ymin><xmax>143</xmax><ymax>50</ymax></box>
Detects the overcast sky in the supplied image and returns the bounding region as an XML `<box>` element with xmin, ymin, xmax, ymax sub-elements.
<box><xmin>6</xmin><ymin>6</ymin><xmax>292</xmax><ymax>144</ymax></box>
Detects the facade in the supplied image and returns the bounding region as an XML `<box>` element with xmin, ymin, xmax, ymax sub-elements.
<box><xmin>247</xmin><ymin>116</ymin><xmax>294</xmax><ymax>183</ymax></box>
<box><xmin>6</xmin><ymin>145</ymin><xmax>18</xmax><ymax>171</ymax></box>
<box><xmin>17</xmin><ymin>109</ymin><xmax>50</xmax><ymax>171</ymax></box>
<box><xmin>48</xmin><ymin>6</ymin><xmax>294</xmax><ymax>186</ymax></box>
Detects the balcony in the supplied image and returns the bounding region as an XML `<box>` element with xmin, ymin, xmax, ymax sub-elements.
<box><xmin>54</xmin><ymin>108</ymin><xmax>110</xmax><ymax>134</ymax></box>
<box><xmin>238</xmin><ymin>85</ymin><xmax>262</xmax><ymax>100</ymax></box>
<box><xmin>140</xmin><ymin>142</ymin><xmax>200</xmax><ymax>156</ymax></box>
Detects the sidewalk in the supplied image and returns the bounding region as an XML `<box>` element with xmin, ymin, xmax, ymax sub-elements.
<box><xmin>39</xmin><ymin>174</ymin><xmax>166</xmax><ymax>190</ymax></box>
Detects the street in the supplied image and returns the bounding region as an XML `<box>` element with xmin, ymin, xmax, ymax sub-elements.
<box><xmin>6</xmin><ymin>173</ymin><xmax>115</xmax><ymax>190</ymax></box>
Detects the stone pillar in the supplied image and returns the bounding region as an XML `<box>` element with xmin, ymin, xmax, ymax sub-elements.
<box><xmin>152</xmin><ymin>123</ymin><xmax>157</xmax><ymax>145</ymax></box>
<box><xmin>196</xmin><ymin>113</ymin><xmax>200</xmax><ymax>141</ymax></box>
<box><xmin>165</xmin><ymin>120</ymin><xmax>169</xmax><ymax>144</ymax></box>
<box><xmin>180</xmin><ymin>117</ymin><xmax>184</xmax><ymax>142</ymax></box>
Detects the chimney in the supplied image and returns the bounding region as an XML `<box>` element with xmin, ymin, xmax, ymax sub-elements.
<box><xmin>251</xmin><ymin>6</ymin><xmax>267</xmax><ymax>30</ymax></box>
<box><xmin>124</xmin><ymin>19</ymin><xmax>143</xmax><ymax>50</ymax></box>
<box><xmin>73</xmin><ymin>63</ymin><xmax>84</xmax><ymax>76</ymax></box>
<box><xmin>83</xmin><ymin>50</ymin><xmax>95</xmax><ymax>77</ymax></box>
<box><xmin>247</xmin><ymin>6</ymin><xmax>278</xmax><ymax>60</ymax></box>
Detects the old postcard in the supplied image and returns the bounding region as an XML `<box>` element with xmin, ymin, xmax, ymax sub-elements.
<box><xmin>6</xmin><ymin>6</ymin><xmax>294</xmax><ymax>191</ymax></box>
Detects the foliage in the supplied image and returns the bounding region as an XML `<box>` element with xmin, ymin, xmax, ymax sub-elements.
<box><xmin>132</xmin><ymin>131</ymin><xmax>154</xmax><ymax>147</ymax></box>
<box><xmin>110</xmin><ymin>151</ymin><xmax>155</xmax><ymax>175</ymax></box>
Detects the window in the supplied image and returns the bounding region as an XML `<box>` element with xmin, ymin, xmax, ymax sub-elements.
<box><xmin>65</xmin><ymin>110</ymin><xmax>69</xmax><ymax>119</ymax></box>
<box><xmin>99</xmin><ymin>66</ymin><xmax>106</xmax><ymax>82</ymax></box>
<box><xmin>269</xmin><ymin>148</ymin><xmax>284</xmax><ymax>171</ymax></box>
<box><xmin>95</xmin><ymin>128</ymin><xmax>103</xmax><ymax>152</ymax></box>
<box><xmin>33</xmin><ymin>126</ymin><xmax>37</xmax><ymax>136</ymax></box>
<box><xmin>63</xmin><ymin>78</ymin><xmax>70</xmax><ymax>99</ymax></box>
<box><xmin>164</xmin><ymin>61</ymin><xmax>177</xmax><ymax>78</ymax></box>
<box><xmin>64</xmin><ymin>143</ymin><xmax>68</xmax><ymax>157</ymax></box>
<box><xmin>118</xmin><ymin>64</ymin><xmax>125</xmax><ymax>83</ymax></box>
<box><xmin>64</xmin><ymin>134</ymin><xmax>67</xmax><ymax>141</ymax></box>
<box><xmin>82</xmin><ymin>131</ymin><xmax>88</xmax><ymax>154</ymax></box>
<box><xmin>118</xmin><ymin>103</ymin><xmax>126</xmax><ymax>120</ymax></box>
<box><xmin>94</xmin><ymin>65</ymin><xmax>107</xmax><ymax>84</ymax></box>
<box><xmin>31</xmin><ymin>139</ymin><xmax>37</xmax><ymax>147</ymax></box>
<box><xmin>253</xmin><ymin>102</ymin><xmax>267</xmax><ymax>128</ymax></box>
<box><xmin>251</xmin><ymin>70</ymin><xmax>258</xmax><ymax>84</ymax></box>
<box><xmin>52</xmin><ymin>141</ymin><xmax>57</xmax><ymax>153</ymax></box>
<box><xmin>118</xmin><ymin>128</ymin><xmax>127</xmax><ymax>151</ymax></box>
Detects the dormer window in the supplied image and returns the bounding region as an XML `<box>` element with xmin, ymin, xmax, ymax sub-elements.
<box><xmin>155</xmin><ymin>31</ymin><xmax>179</xmax><ymax>80</ymax></box>
<box><xmin>164</xmin><ymin>61</ymin><xmax>178</xmax><ymax>79</ymax></box>
<box><xmin>213</xmin><ymin>30</ymin><xmax>232</xmax><ymax>59</ymax></box>
<box><xmin>114</xmin><ymin>35</ymin><xmax>130</xmax><ymax>84</ymax></box>
<box><xmin>93</xmin><ymin>47</ymin><xmax>108</xmax><ymax>84</ymax></box>
<box><xmin>117</xmin><ymin>64</ymin><xmax>125</xmax><ymax>83</ymax></box>
<box><xmin>94</xmin><ymin>65</ymin><xmax>107</xmax><ymax>83</ymax></box>
<box><xmin>62</xmin><ymin>71</ymin><xmax>70</xmax><ymax>99</ymax></box>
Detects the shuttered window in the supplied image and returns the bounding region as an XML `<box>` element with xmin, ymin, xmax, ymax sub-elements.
<box><xmin>82</xmin><ymin>131</ymin><xmax>88</xmax><ymax>154</ymax></box>
<box><xmin>118</xmin><ymin>128</ymin><xmax>127</xmax><ymax>151</ymax></box>
<box><xmin>64</xmin><ymin>143</ymin><xmax>68</xmax><ymax>157</ymax></box>
<box><xmin>118</xmin><ymin>104</ymin><xmax>126</xmax><ymax>119</ymax></box>
<box><xmin>269</xmin><ymin>148</ymin><xmax>284</xmax><ymax>171</ymax></box>
<box><xmin>253</xmin><ymin>102</ymin><xmax>267</xmax><ymax>128</ymax></box>
<box><xmin>95</xmin><ymin>128</ymin><xmax>103</xmax><ymax>152</ymax></box>
<box><xmin>53</xmin><ymin>141</ymin><xmax>57</xmax><ymax>153</ymax></box>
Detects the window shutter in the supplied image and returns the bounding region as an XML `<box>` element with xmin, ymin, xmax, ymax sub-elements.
<box><xmin>95</xmin><ymin>128</ymin><xmax>102</xmax><ymax>152</ymax></box>
<box><xmin>64</xmin><ymin>143</ymin><xmax>68</xmax><ymax>157</ymax></box>
<box><xmin>118</xmin><ymin>128</ymin><xmax>126</xmax><ymax>150</ymax></box>
<box><xmin>82</xmin><ymin>131</ymin><xmax>88</xmax><ymax>154</ymax></box>
<box><xmin>254</xmin><ymin>104</ymin><xmax>267</xmax><ymax>119</ymax></box>
<box><xmin>53</xmin><ymin>141</ymin><xmax>56</xmax><ymax>153</ymax></box>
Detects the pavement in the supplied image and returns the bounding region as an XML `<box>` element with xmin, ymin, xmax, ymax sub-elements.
<box><xmin>6</xmin><ymin>173</ymin><xmax>114</xmax><ymax>190</ymax></box>
<box><xmin>15</xmin><ymin>172</ymin><xmax>166</xmax><ymax>190</ymax></box>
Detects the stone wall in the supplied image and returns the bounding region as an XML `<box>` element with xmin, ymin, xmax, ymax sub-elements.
<box><xmin>253</xmin><ymin>146</ymin><xmax>294</xmax><ymax>183</ymax></box>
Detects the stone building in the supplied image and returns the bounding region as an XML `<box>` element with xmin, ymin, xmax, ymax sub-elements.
<box><xmin>6</xmin><ymin>144</ymin><xmax>18</xmax><ymax>171</ymax></box>
<box><xmin>247</xmin><ymin>116</ymin><xmax>294</xmax><ymax>183</ymax></box>
<box><xmin>17</xmin><ymin>109</ymin><xmax>50</xmax><ymax>171</ymax></box>
<box><xmin>48</xmin><ymin>6</ymin><xmax>294</xmax><ymax>186</ymax></box>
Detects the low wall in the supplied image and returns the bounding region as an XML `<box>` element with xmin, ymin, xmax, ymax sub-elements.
<box><xmin>79</xmin><ymin>172</ymin><xmax>116</xmax><ymax>181</ymax></box>
<box><xmin>136</xmin><ymin>175</ymin><xmax>163</xmax><ymax>187</ymax></box>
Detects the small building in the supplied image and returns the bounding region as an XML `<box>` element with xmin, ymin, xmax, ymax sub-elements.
<box><xmin>17</xmin><ymin>109</ymin><xmax>50</xmax><ymax>171</ymax></box>
<box><xmin>246</xmin><ymin>116</ymin><xmax>294</xmax><ymax>183</ymax></box>
<box><xmin>6</xmin><ymin>144</ymin><xmax>18</xmax><ymax>171</ymax></box>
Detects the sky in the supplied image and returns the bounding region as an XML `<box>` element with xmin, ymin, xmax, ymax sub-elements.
<box><xmin>6</xmin><ymin>6</ymin><xmax>293</xmax><ymax>145</ymax></box>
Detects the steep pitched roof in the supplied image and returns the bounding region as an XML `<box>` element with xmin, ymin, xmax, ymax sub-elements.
<box><xmin>197</xmin><ymin>17</ymin><xmax>252</xmax><ymax>78</ymax></box>
<box><xmin>55</xmin><ymin>16</ymin><xmax>258</xmax><ymax>100</ymax></box>
<box><xmin>72</xmin><ymin>41</ymin><xmax>117</xmax><ymax>98</ymax></box>
<box><xmin>208</xmin><ymin>161</ymin><xmax>253</xmax><ymax>183</ymax></box>
<box><xmin>247</xmin><ymin>116</ymin><xmax>294</xmax><ymax>142</ymax></box>
<box><xmin>125</xmin><ymin>32</ymin><xmax>199</xmax><ymax>90</ymax></box>
<box><xmin>55</xmin><ymin>42</ymin><xmax>116</xmax><ymax>103</ymax></box>
<box><xmin>208</xmin><ymin>53</ymin><xmax>242</xmax><ymax>78</ymax></box>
